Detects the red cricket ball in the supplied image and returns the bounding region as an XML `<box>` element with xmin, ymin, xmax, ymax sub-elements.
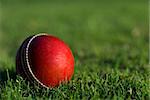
<box><xmin>16</xmin><ymin>33</ymin><xmax>74</xmax><ymax>88</ymax></box>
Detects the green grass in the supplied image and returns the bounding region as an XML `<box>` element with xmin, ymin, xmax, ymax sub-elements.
<box><xmin>0</xmin><ymin>0</ymin><xmax>149</xmax><ymax>99</ymax></box>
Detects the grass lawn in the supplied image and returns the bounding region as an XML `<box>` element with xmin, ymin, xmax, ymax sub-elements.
<box><xmin>0</xmin><ymin>0</ymin><xmax>149</xmax><ymax>99</ymax></box>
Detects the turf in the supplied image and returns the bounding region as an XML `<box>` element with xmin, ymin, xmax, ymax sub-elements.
<box><xmin>0</xmin><ymin>0</ymin><xmax>149</xmax><ymax>99</ymax></box>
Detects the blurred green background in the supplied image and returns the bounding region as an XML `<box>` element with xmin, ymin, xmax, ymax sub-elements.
<box><xmin>0</xmin><ymin>0</ymin><xmax>149</xmax><ymax>99</ymax></box>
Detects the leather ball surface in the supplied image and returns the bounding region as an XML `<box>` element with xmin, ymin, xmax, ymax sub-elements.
<box><xmin>16</xmin><ymin>34</ymin><xmax>74</xmax><ymax>88</ymax></box>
